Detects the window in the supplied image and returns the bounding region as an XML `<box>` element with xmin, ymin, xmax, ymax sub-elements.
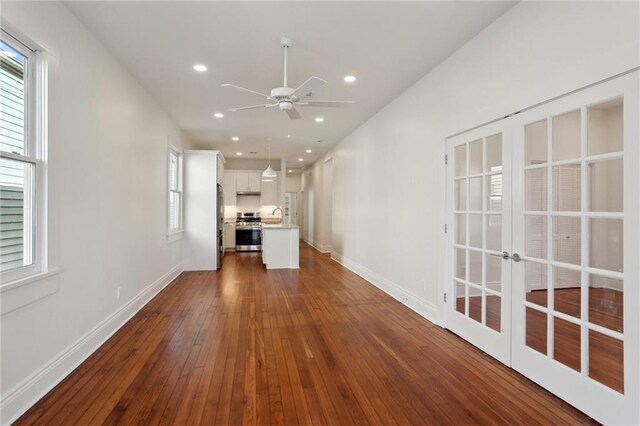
<box><xmin>168</xmin><ymin>148</ymin><xmax>182</xmax><ymax>233</ymax></box>
<box><xmin>0</xmin><ymin>31</ymin><xmax>40</xmax><ymax>281</ymax></box>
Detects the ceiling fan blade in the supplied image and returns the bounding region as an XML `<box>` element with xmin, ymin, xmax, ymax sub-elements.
<box><xmin>228</xmin><ymin>104</ymin><xmax>276</xmax><ymax>112</ymax></box>
<box><xmin>285</xmin><ymin>106</ymin><xmax>302</xmax><ymax>120</ymax></box>
<box><xmin>291</xmin><ymin>76</ymin><xmax>327</xmax><ymax>100</ymax></box>
<box><xmin>221</xmin><ymin>84</ymin><xmax>271</xmax><ymax>100</ymax></box>
<box><xmin>297</xmin><ymin>100</ymin><xmax>354</xmax><ymax>108</ymax></box>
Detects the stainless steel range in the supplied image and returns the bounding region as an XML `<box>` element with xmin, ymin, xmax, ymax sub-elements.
<box><xmin>236</xmin><ymin>212</ymin><xmax>262</xmax><ymax>251</ymax></box>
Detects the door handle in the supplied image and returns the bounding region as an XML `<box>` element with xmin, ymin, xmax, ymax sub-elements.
<box><xmin>489</xmin><ymin>251</ymin><xmax>522</xmax><ymax>262</ymax></box>
<box><xmin>490</xmin><ymin>251</ymin><xmax>511</xmax><ymax>260</ymax></box>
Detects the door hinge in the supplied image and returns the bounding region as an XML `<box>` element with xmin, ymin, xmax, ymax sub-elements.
<box><xmin>444</xmin><ymin>154</ymin><xmax>448</xmax><ymax>165</ymax></box>
<box><xmin>444</xmin><ymin>224</ymin><xmax>448</xmax><ymax>234</ymax></box>
<box><xmin>444</xmin><ymin>293</ymin><xmax>447</xmax><ymax>303</ymax></box>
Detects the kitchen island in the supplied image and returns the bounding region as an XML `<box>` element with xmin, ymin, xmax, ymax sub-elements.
<box><xmin>262</xmin><ymin>224</ymin><xmax>299</xmax><ymax>269</ymax></box>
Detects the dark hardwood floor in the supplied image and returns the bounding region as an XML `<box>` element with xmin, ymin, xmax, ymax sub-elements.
<box><xmin>16</xmin><ymin>244</ymin><xmax>596</xmax><ymax>425</ymax></box>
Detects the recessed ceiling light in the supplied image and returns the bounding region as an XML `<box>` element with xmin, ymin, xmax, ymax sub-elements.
<box><xmin>315</xmin><ymin>117</ymin><xmax>324</xmax><ymax>123</ymax></box>
<box><xmin>305</xmin><ymin>149</ymin><xmax>312</xmax><ymax>153</ymax></box>
<box><xmin>193</xmin><ymin>64</ymin><xmax>207</xmax><ymax>72</ymax></box>
<box><xmin>287</xmin><ymin>134</ymin><xmax>291</xmax><ymax>139</ymax></box>
<box><xmin>298</xmin><ymin>158</ymin><xmax>304</xmax><ymax>162</ymax></box>
<box><xmin>343</xmin><ymin>75</ymin><xmax>356</xmax><ymax>83</ymax></box>
<box><xmin>236</xmin><ymin>152</ymin><xmax>243</xmax><ymax>156</ymax></box>
<box><xmin>231</xmin><ymin>136</ymin><xmax>239</xmax><ymax>141</ymax></box>
<box><xmin>214</xmin><ymin>112</ymin><xmax>224</xmax><ymax>118</ymax></box>
<box><xmin>288</xmin><ymin>169</ymin><xmax>292</xmax><ymax>173</ymax></box>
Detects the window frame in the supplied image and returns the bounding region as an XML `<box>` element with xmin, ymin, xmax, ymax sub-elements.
<box><xmin>167</xmin><ymin>146</ymin><xmax>183</xmax><ymax>237</ymax></box>
<box><xmin>0</xmin><ymin>29</ymin><xmax>46</xmax><ymax>285</ymax></box>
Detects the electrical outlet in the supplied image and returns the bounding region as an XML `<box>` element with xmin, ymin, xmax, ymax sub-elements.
<box><xmin>116</xmin><ymin>287</ymin><xmax>121</xmax><ymax>300</ymax></box>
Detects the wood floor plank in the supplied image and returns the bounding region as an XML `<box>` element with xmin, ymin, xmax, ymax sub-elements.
<box><xmin>15</xmin><ymin>244</ymin><xmax>597</xmax><ymax>425</ymax></box>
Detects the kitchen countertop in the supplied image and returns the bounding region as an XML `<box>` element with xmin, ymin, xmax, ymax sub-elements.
<box><xmin>261</xmin><ymin>218</ymin><xmax>283</xmax><ymax>224</ymax></box>
<box><xmin>262</xmin><ymin>223</ymin><xmax>299</xmax><ymax>229</ymax></box>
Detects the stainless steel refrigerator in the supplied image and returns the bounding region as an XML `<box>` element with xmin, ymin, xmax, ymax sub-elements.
<box><xmin>217</xmin><ymin>183</ymin><xmax>223</xmax><ymax>269</ymax></box>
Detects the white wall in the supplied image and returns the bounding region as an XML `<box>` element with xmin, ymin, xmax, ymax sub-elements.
<box><xmin>285</xmin><ymin>173</ymin><xmax>301</xmax><ymax>193</ymax></box>
<box><xmin>307</xmin><ymin>1</ymin><xmax>639</xmax><ymax>322</ymax></box>
<box><xmin>0</xmin><ymin>2</ymin><xmax>185</xmax><ymax>423</ymax></box>
<box><xmin>302</xmin><ymin>159</ymin><xmax>333</xmax><ymax>252</ymax></box>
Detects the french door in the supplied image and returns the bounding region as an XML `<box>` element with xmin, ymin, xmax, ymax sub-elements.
<box><xmin>445</xmin><ymin>71</ymin><xmax>639</xmax><ymax>424</ymax></box>
<box><xmin>445</xmin><ymin>120</ymin><xmax>512</xmax><ymax>365</ymax></box>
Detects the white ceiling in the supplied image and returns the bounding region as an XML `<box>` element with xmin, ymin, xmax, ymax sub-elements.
<box><xmin>66</xmin><ymin>1</ymin><xmax>514</xmax><ymax>168</ymax></box>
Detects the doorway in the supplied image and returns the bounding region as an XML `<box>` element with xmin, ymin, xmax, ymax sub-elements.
<box><xmin>284</xmin><ymin>192</ymin><xmax>298</xmax><ymax>226</ymax></box>
<box><xmin>445</xmin><ymin>72</ymin><xmax>638</xmax><ymax>424</ymax></box>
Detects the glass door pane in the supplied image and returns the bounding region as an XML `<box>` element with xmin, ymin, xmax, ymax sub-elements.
<box><xmin>452</xmin><ymin>133</ymin><xmax>504</xmax><ymax>332</ymax></box>
<box><xmin>520</xmin><ymin>97</ymin><xmax>626</xmax><ymax>393</ymax></box>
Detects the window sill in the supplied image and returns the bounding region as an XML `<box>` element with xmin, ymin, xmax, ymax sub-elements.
<box><xmin>1</xmin><ymin>267</ymin><xmax>63</xmax><ymax>316</ymax></box>
<box><xmin>167</xmin><ymin>230</ymin><xmax>184</xmax><ymax>244</ymax></box>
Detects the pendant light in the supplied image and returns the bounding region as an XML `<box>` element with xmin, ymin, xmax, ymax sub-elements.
<box><xmin>262</xmin><ymin>144</ymin><xmax>277</xmax><ymax>181</ymax></box>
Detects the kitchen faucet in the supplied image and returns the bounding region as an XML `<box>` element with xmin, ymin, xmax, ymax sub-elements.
<box><xmin>272</xmin><ymin>207</ymin><xmax>283</xmax><ymax>217</ymax></box>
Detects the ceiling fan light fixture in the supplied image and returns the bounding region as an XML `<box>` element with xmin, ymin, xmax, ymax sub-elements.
<box><xmin>220</xmin><ymin>37</ymin><xmax>354</xmax><ymax>121</ymax></box>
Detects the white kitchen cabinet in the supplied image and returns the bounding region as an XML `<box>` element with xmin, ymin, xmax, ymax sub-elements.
<box><xmin>235</xmin><ymin>171</ymin><xmax>261</xmax><ymax>193</ymax></box>
<box><xmin>223</xmin><ymin>223</ymin><xmax>236</xmax><ymax>250</ymax></box>
<box><xmin>248</xmin><ymin>172</ymin><xmax>261</xmax><ymax>192</ymax></box>
<box><xmin>236</xmin><ymin>172</ymin><xmax>249</xmax><ymax>192</ymax></box>
<box><xmin>262</xmin><ymin>225</ymin><xmax>299</xmax><ymax>269</ymax></box>
<box><xmin>223</xmin><ymin>171</ymin><xmax>236</xmax><ymax>205</ymax></box>
<box><xmin>261</xmin><ymin>172</ymin><xmax>279</xmax><ymax>206</ymax></box>
<box><xmin>183</xmin><ymin>150</ymin><xmax>224</xmax><ymax>271</ymax></box>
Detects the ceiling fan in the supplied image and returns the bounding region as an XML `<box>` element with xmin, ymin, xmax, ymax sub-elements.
<box><xmin>221</xmin><ymin>37</ymin><xmax>354</xmax><ymax>120</ymax></box>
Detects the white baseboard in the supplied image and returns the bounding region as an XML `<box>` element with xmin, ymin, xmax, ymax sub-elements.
<box><xmin>0</xmin><ymin>264</ymin><xmax>183</xmax><ymax>426</ymax></box>
<box><xmin>330</xmin><ymin>251</ymin><xmax>440</xmax><ymax>326</ymax></box>
<box><xmin>303</xmin><ymin>238</ymin><xmax>332</xmax><ymax>253</ymax></box>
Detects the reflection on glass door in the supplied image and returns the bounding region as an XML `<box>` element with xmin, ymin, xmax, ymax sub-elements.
<box><xmin>520</xmin><ymin>100</ymin><xmax>624</xmax><ymax>382</ymax></box>
<box><xmin>454</xmin><ymin>135</ymin><xmax>505</xmax><ymax>330</ymax></box>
